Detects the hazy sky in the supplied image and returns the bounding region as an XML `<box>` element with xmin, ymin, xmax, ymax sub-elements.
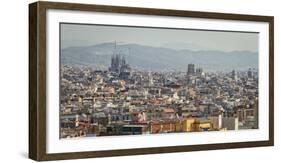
<box><xmin>61</xmin><ymin>23</ymin><xmax>258</xmax><ymax>52</ymax></box>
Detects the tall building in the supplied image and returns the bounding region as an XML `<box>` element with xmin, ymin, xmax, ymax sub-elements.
<box><xmin>109</xmin><ymin>42</ymin><xmax>131</xmax><ymax>74</ymax></box>
<box><xmin>148</xmin><ymin>71</ymin><xmax>154</xmax><ymax>86</ymax></box>
<box><xmin>121</xmin><ymin>55</ymin><xmax>126</xmax><ymax>67</ymax></box>
<box><xmin>187</xmin><ymin>64</ymin><xmax>195</xmax><ymax>75</ymax></box>
<box><xmin>109</xmin><ymin>54</ymin><xmax>121</xmax><ymax>73</ymax></box>
<box><xmin>196</xmin><ymin>68</ymin><xmax>203</xmax><ymax>76</ymax></box>
<box><xmin>231</xmin><ymin>70</ymin><xmax>237</xmax><ymax>81</ymax></box>
<box><xmin>247</xmin><ymin>68</ymin><xmax>253</xmax><ymax>79</ymax></box>
<box><xmin>120</xmin><ymin>55</ymin><xmax>130</xmax><ymax>73</ymax></box>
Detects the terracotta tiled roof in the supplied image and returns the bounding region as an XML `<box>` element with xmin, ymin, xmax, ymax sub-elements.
<box><xmin>162</xmin><ymin>108</ymin><xmax>175</xmax><ymax>113</ymax></box>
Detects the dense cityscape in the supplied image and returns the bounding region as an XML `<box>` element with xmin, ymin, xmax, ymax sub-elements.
<box><xmin>60</xmin><ymin>46</ymin><xmax>259</xmax><ymax>139</ymax></box>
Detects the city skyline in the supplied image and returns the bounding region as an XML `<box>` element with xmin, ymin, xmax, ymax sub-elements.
<box><xmin>60</xmin><ymin>55</ymin><xmax>258</xmax><ymax>138</ymax></box>
<box><xmin>60</xmin><ymin>23</ymin><xmax>259</xmax><ymax>139</ymax></box>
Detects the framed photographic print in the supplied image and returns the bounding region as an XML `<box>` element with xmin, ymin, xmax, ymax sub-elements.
<box><xmin>29</xmin><ymin>1</ymin><xmax>274</xmax><ymax>161</ymax></box>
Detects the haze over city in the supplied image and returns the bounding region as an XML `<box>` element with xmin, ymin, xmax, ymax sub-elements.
<box><xmin>61</xmin><ymin>23</ymin><xmax>259</xmax><ymax>72</ymax></box>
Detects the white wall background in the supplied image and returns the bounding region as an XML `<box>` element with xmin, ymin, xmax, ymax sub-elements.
<box><xmin>0</xmin><ymin>0</ymin><xmax>279</xmax><ymax>162</ymax></box>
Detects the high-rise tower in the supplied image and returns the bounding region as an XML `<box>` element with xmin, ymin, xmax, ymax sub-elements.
<box><xmin>187</xmin><ymin>64</ymin><xmax>195</xmax><ymax>75</ymax></box>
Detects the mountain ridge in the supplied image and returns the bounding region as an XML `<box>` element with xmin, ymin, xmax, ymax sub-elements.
<box><xmin>61</xmin><ymin>42</ymin><xmax>258</xmax><ymax>72</ymax></box>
